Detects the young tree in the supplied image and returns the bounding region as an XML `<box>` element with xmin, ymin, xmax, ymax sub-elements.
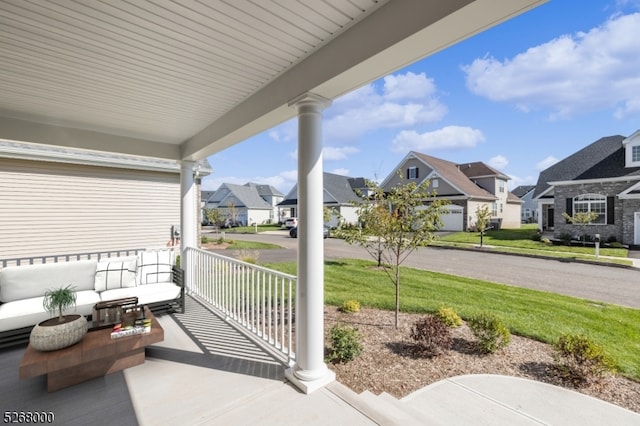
<box><xmin>475</xmin><ymin>205</ymin><xmax>492</xmax><ymax>248</ymax></box>
<box><xmin>562</xmin><ymin>211</ymin><xmax>599</xmax><ymax>245</ymax></box>
<box><xmin>205</xmin><ymin>208</ymin><xmax>222</xmax><ymax>227</ymax></box>
<box><xmin>343</xmin><ymin>177</ymin><xmax>447</xmax><ymax>328</ymax></box>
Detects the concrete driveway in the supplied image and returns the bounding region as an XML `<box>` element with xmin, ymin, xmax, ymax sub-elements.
<box><xmin>204</xmin><ymin>229</ymin><xmax>640</xmax><ymax>309</ymax></box>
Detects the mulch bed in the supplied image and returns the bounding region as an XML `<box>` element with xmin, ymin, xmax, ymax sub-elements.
<box><xmin>324</xmin><ymin>306</ymin><xmax>640</xmax><ymax>414</ymax></box>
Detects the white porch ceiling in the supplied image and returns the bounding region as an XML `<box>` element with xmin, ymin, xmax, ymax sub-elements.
<box><xmin>0</xmin><ymin>0</ymin><xmax>546</xmax><ymax>161</ymax></box>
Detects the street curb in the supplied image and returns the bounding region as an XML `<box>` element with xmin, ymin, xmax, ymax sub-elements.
<box><xmin>430</xmin><ymin>244</ymin><xmax>637</xmax><ymax>270</ymax></box>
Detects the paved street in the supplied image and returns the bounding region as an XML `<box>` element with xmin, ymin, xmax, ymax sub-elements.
<box><xmin>205</xmin><ymin>229</ymin><xmax>640</xmax><ymax>309</ymax></box>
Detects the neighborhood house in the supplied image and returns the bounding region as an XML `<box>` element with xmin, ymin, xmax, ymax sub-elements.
<box><xmin>380</xmin><ymin>151</ymin><xmax>522</xmax><ymax>231</ymax></box>
<box><xmin>533</xmin><ymin>130</ymin><xmax>640</xmax><ymax>246</ymax></box>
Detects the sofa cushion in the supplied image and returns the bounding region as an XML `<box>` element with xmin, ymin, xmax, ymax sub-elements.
<box><xmin>137</xmin><ymin>251</ymin><xmax>174</xmax><ymax>284</ymax></box>
<box><xmin>100</xmin><ymin>282</ymin><xmax>181</xmax><ymax>306</ymax></box>
<box><xmin>0</xmin><ymin>290</ymin><xmax>100</xmax><ymax>333</ymax></box>
<box><xmin>94</xmin><ymin>257</ymin><xmax>138</xmax><ymax>292</ymax></box>
<box><xmin>0</xmin><ymin>259</ymin><xmax>98</xmax><ymax>303</ymax></box>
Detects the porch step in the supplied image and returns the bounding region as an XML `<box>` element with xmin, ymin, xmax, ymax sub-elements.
<box><xmin>326</xmin><ymin>382</ymin><xmax>429</xmax><ymax>426</ymax></box>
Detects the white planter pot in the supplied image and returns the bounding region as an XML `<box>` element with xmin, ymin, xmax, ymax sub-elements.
<box><xmin>30</xmin><ymin>314</ymin><xmax>88</xmax><ymax>351</ymax></box>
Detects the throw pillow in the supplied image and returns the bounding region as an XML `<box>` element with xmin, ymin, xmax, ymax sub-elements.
<box><xmin>95</xmin><ymin>258</ymin><xmax>138</xmax><ymax>292</ymax></box>
<box><xmin>138</xmin><ymin>250</ymin><xmax>174</xmax><ymax>284</ymax></box>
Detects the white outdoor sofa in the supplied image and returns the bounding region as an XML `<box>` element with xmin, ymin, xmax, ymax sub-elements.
<box><xmin>0</xmin><ymin>250</ymin><xmax>184</xmax><ymax>347</ymax></box>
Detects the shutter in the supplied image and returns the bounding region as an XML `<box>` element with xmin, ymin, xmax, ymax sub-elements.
<box><xmin>416</xmin><ymin>167</ymin><xmax>419</xmax><ymax>179</ymax></box>
<box><xmin>406</xmin><ymin>168</ymin><xmax>410</xmax><ymax>179</ymax></box>
<box><xmin>607</xmin><ymin>196</ymin><xmax>615</xmax><ymax>224</ymax></box>
<box><xmin>565</xmin><ymin>198</ymin><xmax>572</xmax><ymax>223</ymax></box>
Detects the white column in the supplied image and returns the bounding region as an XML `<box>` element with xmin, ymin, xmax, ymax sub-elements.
<box><xmin>284</xmin><ymin>93</ymin><xmax>334</xmax><ymax>394</ymax></box>
<box><xmin>180</xmin><ymin>161</ymin><xmax>198</xmax><ymax>257</ymax></box>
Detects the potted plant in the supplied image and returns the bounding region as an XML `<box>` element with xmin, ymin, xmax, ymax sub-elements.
<box><xmin>43</xmin><ymin>285</ymin><xmax>77</xmax><ymax>323</ymax></box>
<box><xmin>30</xmin><ymin>284</ymin><xmax>88</xmax><ymax>351</ymax></box>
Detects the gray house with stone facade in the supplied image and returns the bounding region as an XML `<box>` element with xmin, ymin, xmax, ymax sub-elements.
<box><xmin>533</xmin><ymin>130</ymin><xmax>640</xmax><ymax>245</ymax></box>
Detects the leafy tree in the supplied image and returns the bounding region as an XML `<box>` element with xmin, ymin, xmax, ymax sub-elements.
<box><xmin>475</xmin><ymin>205</ymin><xmax>492</xmax><ymax>248</ymax></box>
<box><xmin>205</xmin><ymin>208</ymin><xmax>222</xmax><ymax>227</ymax></box>
<box><xmin>562</xmin><ymin>211</ymin><xmax>599</xmax><ymax>245</ymax></box>
<box><xmin>343</xmin><ymin>176</ymin><xmax>447</xmax><ymax>328</ymax></box>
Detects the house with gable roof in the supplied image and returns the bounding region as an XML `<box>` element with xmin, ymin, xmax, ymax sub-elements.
<box><xmin>379</xmin><ymin>151</ymin><xmax>522</xmax><ymax>231</ymax></box>
<box><xmin>278</xmin><ymin>172</ymin><xmax>367</xmax><ymax>227</ymax></box>
<box><xmin>512</xmin><ymin>185</ymin><xmax>538</xmax><ymax>223</ymax></box>
<box><xmin>533</xmin><ymin>130</ymin><xmax>640</xmax><ymax>245</ymax></box>
<box><xmin>204</xmin><ymin>182</ymin><xmax>283</xmax><ymax>226</ymax></box>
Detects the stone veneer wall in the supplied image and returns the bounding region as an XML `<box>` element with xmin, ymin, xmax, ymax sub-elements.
<box><xmin>554</xmin><ymin>181</ymin><xmax>640</xmax><ymax>245</ymax></box>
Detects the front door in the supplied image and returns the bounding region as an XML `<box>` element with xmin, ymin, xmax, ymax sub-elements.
<box><xmin>547</xmin><ymin>207</ymin><xmax>554</xmax><ymax>230</ymax></box>
<box><xmin>635</xmin><ymin>212</ymin><xmax>640</xmax><ymax>244</ymax></box>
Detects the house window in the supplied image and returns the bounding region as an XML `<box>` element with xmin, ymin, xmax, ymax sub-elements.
<box><xmin>633</xmin><ymin>146</ymin><xmax>640</xmax><ymax>162</ymax></box>
<box><xmin>573</xmin><ymin>194</ymin><xmax>606</xmax><ymax>224</ymax></box>
<box><xmin>491</xmin><ymin>202</ymin><xmax>497</xmax><ymax>216</ymax></box>
<box><xmin>407</xmin><ymin>166</ymin><xmax>419</xmax><ymax>179</ymax></box>
<box><xmin>499</xmin><ymin>181</ymin><xmax>505</xmax><ymax>193</ymax></box>
<box><xmin>432</xmin><ymin>178</ymin><xmax>439</xmax><ymax>188</ymax></box>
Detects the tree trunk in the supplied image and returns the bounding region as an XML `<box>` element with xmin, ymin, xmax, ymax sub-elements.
<box><xmin>394</xmin><ymin>266</ymin><xmax>400</xmax><ymax>328</ymax></box>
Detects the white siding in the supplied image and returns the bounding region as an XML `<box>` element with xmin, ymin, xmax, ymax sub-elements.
<box><xmin>0</xmin><ymin>158</ymin><xmax>180</xmax><ymax>260</ymax></box>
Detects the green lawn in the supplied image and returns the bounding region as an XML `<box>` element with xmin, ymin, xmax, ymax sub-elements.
<box><xmin>264</xmin><ymin>258</ymin><xmax>640</xmax><ymax>381</ymax></box>
<box><xmin>226</xmin><ymin>240</ymin><xmax>280</xmax><ymax>250</ymax></box>
<box><xmin>218</xmin><ymin>224</ymin><xmax>282</xmax><ymax>234</ymax></box>
<box><xmin>437</xmin><ymin>224</ymin><xmax>629</xmax><ymax>259</ymax></box>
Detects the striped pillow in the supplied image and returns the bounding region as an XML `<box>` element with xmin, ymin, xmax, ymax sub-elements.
<box><xmin>94</xmin><ymin>258</ymin><xmax>138</xmax><ymax>292</ymax></box>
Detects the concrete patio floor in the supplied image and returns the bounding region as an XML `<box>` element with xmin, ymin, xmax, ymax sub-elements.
<box><xmin>4</xmin><ymin>296</ymin><xmax>639</xmax><ymax>425</ymax></box>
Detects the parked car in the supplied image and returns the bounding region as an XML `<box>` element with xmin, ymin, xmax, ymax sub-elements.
<box><xmin>284</xmin><ymin>217</ymin><xmax>298</xmax><ymax>229</ymax></box>
<box><xmin>289</xmin><ymin>225</ymin><xmax>329</xmax><ymax>239</ymax></box>
<box><xmin>221</xmin><ymin>218</ymin><xmax>240</xmax><ymax>228</ymax></box>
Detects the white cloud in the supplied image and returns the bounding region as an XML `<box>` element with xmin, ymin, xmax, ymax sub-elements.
<box><xmin>330</xmin><ymin>168</ymin><xmax>350</xmax><ymax>176</ymax></box>
<box><xmin>325</xmin><ymin>71</ymin><xmax>447</xmax><ymax>141</ymax></box>
<box><xmin>288</xmin><ymin>146</ymin><xmax>359</xmax><ymax>161</ymax></box>
<box><xmin>323</xmin><ymin>146</ymin><xmax>359</xmax><ymax>161</ymax></box>
<box><xmin>536</xmin><ymin>155</ymin><xmax>559</xmax><ymax>170</ymax></box>
<box><xmin>382</xmin><ymin>72</ymin><xmax>437</xmax><ymax>100</ymax></box>
<box><xmin>267</xmin><ymin>71</ymin><xmax>447</xmax><ymax>148</ymax></box>
<box><xmin>463</xmin><ymin>13</ymin><xmax>640</xmax><ymax>120</ymax></box>
<box><xmin>488</xmin><ymin>155</ymin><xmax>508</xmax><ymax>170</ymax></box>
<box><xmin>391</xmin><ymin>126</ymin><xmax>485</xmax><ymax>152</ymax></box>
<box><xmin>507</xmin><ymin>174</ymin><xmax>538</xmax><ymax>190</ymax></box>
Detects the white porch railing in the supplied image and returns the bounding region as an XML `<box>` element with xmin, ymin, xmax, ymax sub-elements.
<box><xmin>184</xmin><ymin>247</ymin><xmax>296</xmax><ymax>364</ymax></box>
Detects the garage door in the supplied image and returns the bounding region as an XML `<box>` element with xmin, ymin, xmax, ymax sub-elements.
<box><xmin>440</xmin><ymin>205</ymin><xmax>463</xmax><ymax>231</ymax></box>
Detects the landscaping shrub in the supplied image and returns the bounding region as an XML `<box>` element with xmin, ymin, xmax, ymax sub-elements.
<box><xmin>558</xmin><ymin>233</ymin><xmax>573</xmax><ymax>245</ymax></box>
<box><xmin>436</xmin><ymin>306</ymin><xmax>462</xmax><ymax>327</ymax></box>
<box><xmin>467</xmin><ymin>312</ymin><xmax>510</xmax><ymax>353</ymax></box>
<box><xmin>238</xmin><ymin>249</ymin><xmax>259</xmax><ymax>264</ymax></box>
<box><xmin>326</xmin><ymin>324</ymin><xmax>363</xmax><ymax>363</ymax></box>
<box><xmin>340</xmin><ymin>300</ymin><xmax>361</xmax><ymax>313</ymax></box>
<box><xmin>409</xmin><ymin>315</ymin><xmax>452</xmax><ymax>356</ymax></box>
<box><xmin>553</xmin><ymin>334</ymin><xmax>615</xmax><ymax>387</ymax></box>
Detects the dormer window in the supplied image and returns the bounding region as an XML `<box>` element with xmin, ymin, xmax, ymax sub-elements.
<box><xmin>623</xmin><ymin>131</ymin><xmax>640</xmax><ymax>167</ymax></box>
<box><xmin>407</xmin><ymin>167</ymin><xmax>419</xmax><ymax>179</ymax></box>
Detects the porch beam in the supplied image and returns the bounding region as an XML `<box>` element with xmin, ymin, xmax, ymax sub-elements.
<box><xmin>285</xmin><ymin>93</ymin><xmax>335</xmax><ymax>394</ymax></box>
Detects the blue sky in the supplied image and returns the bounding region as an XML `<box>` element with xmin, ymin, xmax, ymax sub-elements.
<box><xmin>202</xmin><ymin>0</ymin><xmax>640</xmax><ymax>194</ymax></box>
